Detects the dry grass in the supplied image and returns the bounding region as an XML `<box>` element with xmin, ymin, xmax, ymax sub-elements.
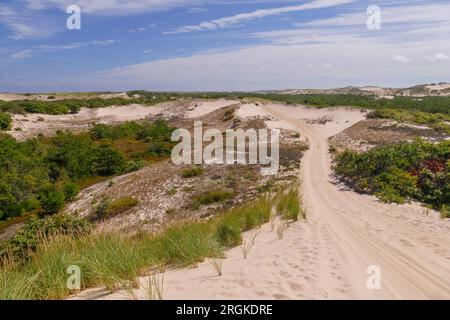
<box><xmin>208</xmin><ymin>259</ymin><xmax>223</xmax><ymax>276</ymax></box>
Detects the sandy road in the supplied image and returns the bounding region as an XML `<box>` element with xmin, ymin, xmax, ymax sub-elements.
<box><xmin>263</xmin><ymin>104</ymin><xmax>450</xmax><ymax>299</ymax></box>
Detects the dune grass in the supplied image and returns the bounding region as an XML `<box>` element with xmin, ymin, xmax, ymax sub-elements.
<box><xmin>276</xmin><ymin>184</ymin><xmax>303</xmax><ymax>221</ymax></box>
<box><xmin>0</xmin><ymin>183</ymin><xmax>301</xmax><ymax>300</ymax></box>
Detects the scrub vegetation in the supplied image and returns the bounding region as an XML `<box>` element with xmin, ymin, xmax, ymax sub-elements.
<box><xmin>0</xmin><ymin>120</ymin><xmax>175</xmax><ymax>222</ymax></box>
<box><xmin>334</xmin><ymin>140</ymin><xmax>450</xmax><ymax>212</ymax></box>
<box><xmin>0</xmin><ymin>184</ymin><xmax>301</xmax><ymax>300</ymax></box>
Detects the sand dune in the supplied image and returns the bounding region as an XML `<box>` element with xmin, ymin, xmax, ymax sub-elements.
<box><xmin>74</xmin><ymin>103</ymin><xmax>450</xmax><ymax>300</ymax></box>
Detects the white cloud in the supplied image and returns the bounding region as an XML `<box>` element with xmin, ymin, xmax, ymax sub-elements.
<box><xmin>8</xmin><ymin>22</ymin><xmax>49</xmax><ymax>39</ymax></box>
<box><xmin>168</xmin><ymin>0</ymin><xmax>355</xmax><ymax>33</ymax></box>
<box><xmin>8</xmin><ymin>40</ymin><xmax>115</xmax><ymax>61</ymax></box>
<box><xmin>426</xmin><ymin>53</ymin><xmax>449</xmax><ymax>62</ymax></box>
<box><xmin>302</xmin><ymin>2</ymin><xmax>450</xmax><ymax>27</ymax></box>
<box><xmin>24</xmin><ymin>0</ymin><xmax>206</xmax><ymax>15</ymax></box>
<box><xmin>10</xmin><ymin>49</ymin><xmax>33</xmax><ymax>59</ymax></box>
<box><xmin>0</xmin><ymin>4</ymin><xmax>15</xmax><ymax>16</ymax></box>
<box><xmin>4</xmin><ymin>0</ymin><xmax>450</xmax><ymax>91</ymax></box>
<box><xmin>39</xmin><ymin>40</ymin><xmax>116</xmax><ymax>51</ymax></box>
<box><xmin>77</xmin><ymin>34</ymin><xmax>449</xmax><ymax>91</ymax></box>
<box><xmin>393</xmin><ymin>55</ymin><xmax>411</xmax><ymax>63</ymax></box>
<box><xmin>187</xmin><ymin>7</ymin><xmax>208</xmax><ymax>14</ymax></box>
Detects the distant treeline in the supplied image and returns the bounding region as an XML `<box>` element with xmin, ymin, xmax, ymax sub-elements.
<box><xmin>248</xmin><ymin>93</ymin><xmax>450</xmax><ymax>115</ymax></box>
<box><xmin>1</xmin><ymin>91</ymin><xmax>450</xmax><ymax>116</ymax></box>
<box><xmin>0</xmin><ymin>92</ymin><xmax>235</xmax><ymax>115</ymax></box>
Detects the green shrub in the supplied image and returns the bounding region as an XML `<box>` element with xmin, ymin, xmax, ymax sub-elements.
<box><xmin>93</xmin><ymin>197</ymin><xmax>138</xmax><ymax>218</ymax></box>
<box><xmin>124</xmin><ymin>160</ymin><xmax>146</xmax><ymax>173</ymax></box>
<box><xmin>334</xmin><ymin>140</ymin><xmax>450</xmax><ymax>209</ymax></box>
<box><xmin>181</xmin><ymin>167</ymin><xmax>203</xmax><ymax>178</ymax></box>
<box><xmin>39</xmin><ymin>186</ymin><xmax>65</xmax><ymax>215</ymax></box>
<box><xmin>194</xmin><ymin>190</ymin><xmax>233</xmax><ymax>205</ymax></box>
<box><xmin>92</xmin><ymin>198</ymin><xmax>111</xmax><ymax>218</ymax></box>
<box><xmin>148</xmin><ymin>142</ymin><xmax>171</xmax><ymax>157</ymax></box>
<box><xmin>0</xmin><ymin>112</ymin><xmax>12</xmax><ymax>131</ymax></box>
<box><xmin>63</xmin><ymin>182</ymin><xmax>80</xmax><ymax>202</ymax></box>
<box><xmin>107</xmin><ymin>197</ymin><xmax>139</xmax><ymax>216</ymax></box>
<box><xmin>441</xmin><ymin>205</ymin><xmax>450</xmax><ymax>219</ymax></box>
<box><xmin>0</xmin><ymin>214</ymin><xmax>91</xmax><ymax>260</ymax></box>
<box><xmin>165</xmin><ymin>208</ymin><xmax>176</xmax><ymax>215</ymax></box>
<box><xmin>92</xmin><ymin>144</ymin><xmax>125</xmax><ymax>176</ymax></box>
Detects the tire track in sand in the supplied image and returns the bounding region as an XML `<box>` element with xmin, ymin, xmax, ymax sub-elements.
<box><xmin>263</xmin><ymin>104</ymin><xmax>450</xmax><ymax>299</ymax></box>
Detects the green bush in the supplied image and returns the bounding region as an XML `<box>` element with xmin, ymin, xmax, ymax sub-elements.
<box><xmin>441</xmin><ymin>205</ymin><xmax>450</xmax><ymax>219</ymax></box>
<box><xmin>0</xmin><ymin>214</ymin><xmax>91</xmax><ymax>260</ymax></box>
<box><xmin>39</xmin><ymin>186</ymin><xmax>65</xmax><ymax>215</ymax></box>
<box><xmin>0</xmin><ymin>112</ymin><xmax>12</xmax><ymax>131</ymax></box>
<box><xmin>194</xmin><ymin>190</ymin><xmax>234</xmax><ymax>205</ymax></box>
<box><xmin>335</xmin><ymin>140</ymin><xmax>450</xmax><ymax>209</ymax></box>
<box><xmin>92</xmin><ymin>144</ymin><xmax>125</xmax><ymax>176</ymax></box>
<box><xmin>181</xmin><ymin>167</ymin><xmax>203</xmax><ymax>178</ymax></box>
<box><xmin>106</xmin><ymin>197</ymin><xmax>139</xmax><ymax>216</ymax></box>
<box><xmin>93</xmin><ymin>197</ymin><xmax>139</xmax><ymax>218</ymax></box>
<box><xmin>124</xmin><ymin>160</ymin><xmax>146</xmax><ymax>173</ymax></box>
<box><xmin>63</xmin><ymin>182</ymin><xmax>80</xmax><ymax>202</ymax></box>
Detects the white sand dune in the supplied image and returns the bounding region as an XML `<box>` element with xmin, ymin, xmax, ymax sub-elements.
<box><xmin>75</xmin><ymin>103</ymin><xmax>450</xmax><ymax>300</ymax></box>
<box><xmin>8</xmin><ymin>99</ymin><xmax>239</xmax><ymax>141</ymax></box>
<box><xmin>186</xmin><ymin>99</ymin><xmax>238</xmax><ymax>118</ymax></box>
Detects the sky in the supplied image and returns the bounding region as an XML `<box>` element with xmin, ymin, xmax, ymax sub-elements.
<box><xmin>0</xmin><ymin>0</ymin><xmax>449</xmax><ymax>92</ymax></box>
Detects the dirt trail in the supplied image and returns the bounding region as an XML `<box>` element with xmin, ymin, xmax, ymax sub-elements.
<box><xmin>263</xmin><ymin>104</ymin><xmax>450</xmax><ymax>299</ymax></box>
<box><xmin>77</xmin><ymin>103</ymin><xmax>450</xmax><ymax>300</ymax></box>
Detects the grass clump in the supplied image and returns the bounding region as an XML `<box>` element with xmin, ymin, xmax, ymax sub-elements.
<box><xmin>441</xmin><ymin>205</ymin><xmax>450</xmax><ymax>219</ymax></box>
<box><xmin>276</xmin><ymin>185</ymin><xmax>303</xmax><ymax>221</ymax></box>
<box><xmin>194</xmin><ymin>190</ymin><xmax>233</xmax><ymax>206</ymax></box>
<box><xmin>93</xmin><ymin>197</ymin><xmax>138</xmax><ymax>219</ymax></box>
<box><xmin>181</xmin><ymin>167</ymin><xmax>203</xmax><ymax>178</ymax></box>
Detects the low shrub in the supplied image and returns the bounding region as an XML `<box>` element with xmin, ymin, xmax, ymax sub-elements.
<box><xmin>0</xmin><ymin>112</ymin><xmax>12</xmax><ymax>131</ymax></box>
<box><xmin>194</xmin><ymin>190</ymin><xmax>233</xmax><ymax>205</ymax></box>
<box><xmin>93</xmin><ymin>197</ymin><xmax>139</xmax><ymax>219</ymax></box>
<box><xmin>334</xmin><ymin>140</ymin><xmax>450</xmax><ymax>210</ymax></box>
<box><xmin>181</xmin><ymin>167</ymin><xmax>203</xmax><ymax>178</ymax></box>
<box><xmin>0</xmin><ymin>214</ymin><xmax>91</xmax><ymax>261</ymax></box>
<box><xmin>441</xmin><ymin>205</ymin><xmax>450</xmax><ymax>219</ymax></box>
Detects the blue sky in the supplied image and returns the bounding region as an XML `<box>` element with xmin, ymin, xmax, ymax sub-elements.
<box><xmin>1</xmin><ymin>0</ymin><xmax>449</xmax><ymax>92</ymax></box>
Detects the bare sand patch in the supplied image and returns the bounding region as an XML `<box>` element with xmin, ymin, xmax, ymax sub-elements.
<box><xmin>8</xmin><ymin>104</ymin><xmax>165</xmax><ymax>140</ymax></box>
<box><xmin>185</xmin><ymin>99</ymin><xmax>239</xmax><ymax>118</ymax></box>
